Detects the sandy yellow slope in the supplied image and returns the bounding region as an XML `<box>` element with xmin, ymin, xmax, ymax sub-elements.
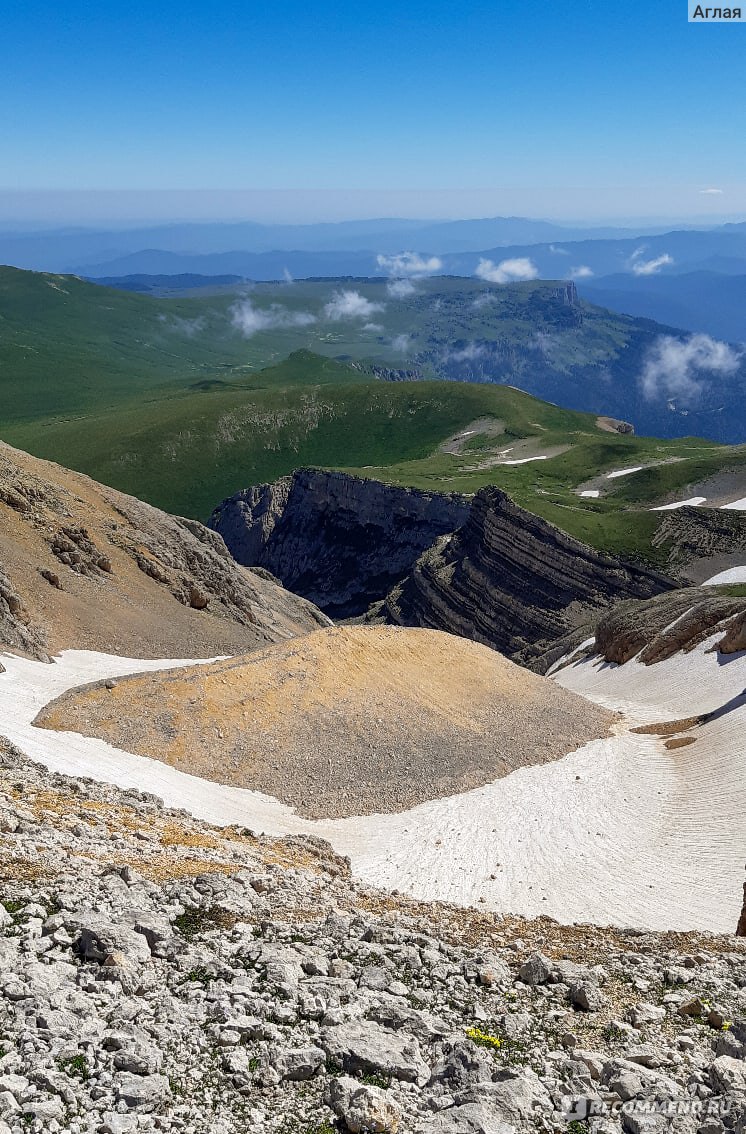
<box><xmin>0</xmin><ymin>441</ymin><xmax>326</xmax><ymax>661</ymax></box>
<box><xmin>37</xmin><ymin>624</ymin><xmax>616</xmax><ymax>818</ymax></box>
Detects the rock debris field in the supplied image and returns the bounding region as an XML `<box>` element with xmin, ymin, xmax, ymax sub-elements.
<box><xmin>0</xmin><ymin>736</ymin><xmax>746</xmax><ymax>1134</ymax></box>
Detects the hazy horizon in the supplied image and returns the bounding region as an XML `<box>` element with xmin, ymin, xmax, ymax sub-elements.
<box><xmin>0</xmin><ymin>189</ymin><xmax>745</xmax><ymax>232</ymax></box>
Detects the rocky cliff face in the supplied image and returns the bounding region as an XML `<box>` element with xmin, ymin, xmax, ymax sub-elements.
<box><xmin>653</xmin><ymin>507</ymin><xmax>746</xmax><ymax>584</ymax></box>
<box><xmin>0</xmin><ymin>441</ymin><xmax>328</xmax><ymax>661</ymax></box>
<box><xmin>383</xmin><ymin>485</ymin><xmax>674</xmax><ymax>671</ymax></box>
<box><xmin>209</xmin><ymin>469</ymin><xmax>470</xmax><ymax>618</ymax></box>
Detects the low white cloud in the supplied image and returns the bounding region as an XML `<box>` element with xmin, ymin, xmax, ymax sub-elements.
<box><xmin>158</xmin><ymin>314</ymin><xmax>206</xmax><ymax>337</ymax></box>
<box><xmin>640</xmin><ymin>333</ymin><xmax>742</xmax><ymax>402</ymax></box>
<box><xmin>447</xmin><ymin>342</ymin><xmax>488</xmax><ymax>362</ymax></box>
<box><xmin>386</xmin><ymin>278</ymin><xmax>417</xmax><ymax>299</ymax></box>
<box><xmin>549</xmin><ymin>244</ymin><xmax>569</xmax><ymax>255</ymax></box>
<box><xmin>628</xmin><ymin>246</ymin><xmax>674</xmax><ymax>276</ymax></box>
<box><xmin>699</xmin><ymin>187</ymin><xmax>724</xmax><ymax>195</ymax></box>
<box><xmin>376</xmin><ymin>251</ymin><xmax>442</xmax><ymax>276</ymax></box>
<box><xmin>282</xmin><ymin>267</ymin><xmax>294</xmax><ymax>283</ymax></box>
<box><xmin>568</xmin><ymin>265</ymin><xmax>594</xmax><ymax>279</ymax></box>
<box><xmin>363</xmin><ymin>322</ymin><xmax>384</xmax><ymax>332</ymax></box>
<box><xmin>391</xmin><ymin>333</ymin><xmax>412</xmax><ymax>353</ymax></box>
<box><xmin>472</xmin><ymin>292</ymin><xmax>496</xmax><ymax>310</ymax></box>
<box><xmin>323</xmin><ymin>289</ymin><xmax>384</xmax><ymax>320</ymax></box>
<box><xmin>475</xmin><ymin>257</ymin><xmax>539</xmax><ymax>284</ymax></box>
<box><xmin>230</xmin><ymin>299</ymin><xmax>316</xmax><ymax>337</ymax></box>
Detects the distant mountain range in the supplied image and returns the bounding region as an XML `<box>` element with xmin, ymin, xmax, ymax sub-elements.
<box><xmin>0</xmin><ymin>215</ymin><xmax>740</xmax><ymax>273</ymax></box>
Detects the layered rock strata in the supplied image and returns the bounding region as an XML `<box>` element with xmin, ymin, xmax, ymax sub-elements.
<box><xmin>383</xmin><ymin>485</ymin><xmax>674</xmax><ymax>671</ymax></box>
<box><xmin>209</xmin><ymin>469</ymin><xmax>470</xmax><ymax>618</ymax></box>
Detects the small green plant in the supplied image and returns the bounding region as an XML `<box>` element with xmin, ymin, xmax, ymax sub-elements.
<box><xmin>248</xmin><ymin>1056</ymin><xmax>260</xmax><ymax>1071</ymax></box>
<box><xmin>722</xmin><ymin>1020</ymin><xmax>733</xmax><ymax>1031</ymax></box>
<box><xmin>58</xmin><ymin>1054</ymin><xmax>89</xmax><ymax>1081</ymax></box>
<box><xmin>568</xmin><ymin>1121</ymin><xmax>589</xmax><ymax>1134</ymax></box>
<box><xmin>173</xmin><ymin>905</ymin><xmax>235</xmax><ymax>940</ymax></box>
<box><xmin>361</xmin><ymin>1070</ymin><xmax>391</xmax><ymax>1089</ymax></box>
<box><xmin>605</xmin><ymin>1023</ymin><xmax>628</xmax><ymax>1043</ymax></box>
<box><xmin>184</xmin><ymin>966</ymin><xmax>213</xmax><ymax>986</ymax></box>
<box><xmin>466</xmin><ymin>1026</ymin><xmax>502</xmax><ymax>1052</ymax></box>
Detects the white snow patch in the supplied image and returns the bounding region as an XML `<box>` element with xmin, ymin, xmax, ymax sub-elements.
<box><xmin>580</xmin><ymin>490</ymin><xmax>600</xmax><ymax>498</ymax></box>
<box><xmin>502</xmin><ymin>455</ymin><xmax>549</xmax><ymax>466</ymax></box>
<box><xmin>721</xmin><ymin>498</ymin><xmax>746</xmax><ymax>511</ymax></box>
<box><xmin>606</xmin><ymin>466</ymin><xmax>644</xmax><ymax>479</ymax></box>
<box><xmin>1</xmin><ymin>638</ymin><xmax>744</xmax><ymax>934</ymax></box>
<box><xmin>651</xmin><ymin>497</ymin><xmax>707</xmax><ymax>511</ymax></box>
<box><xmin>702</xmin><ymin>567</ymin><xmax>746</xmax><ymax>586</ymax></box>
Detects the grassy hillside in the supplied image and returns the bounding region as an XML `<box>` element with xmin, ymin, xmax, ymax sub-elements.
<box><xmin>2</xmin><ymin>266</ymin><xmax>745</xmax><ymax>565</ymax></box>
<box><xmin>6</xmin><ymin>347</ymin><xmax>745</xmax><ymax>566</ymax></box>
<box><xmin>2</xmin><ymin>264</ymin><xmax>745</xmax><ymax>441</ymax></box>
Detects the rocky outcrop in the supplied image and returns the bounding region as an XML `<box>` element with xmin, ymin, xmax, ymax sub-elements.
<box><xmin>383</xmin><ymin>486</ymin><xmax>674</xmax><ymax>671</ymax></box>
<box><xmin>0</xmin><ymin>441</ymin><xmax>328</xmax><ymax>660</ymax></box>
<box><xmin>209</xmin><ymin>469</ymin><xmax>470</xmax><ymax>618</ymax></box>
<box><xmin>592</xmin><ymin>588</ymin><xmax>746</xmax><ymax>666</ymax></box>
<box><xmin>653</xmin><ymin>506</ymin><xmax>746</xmax><ymax>583</ymax></box>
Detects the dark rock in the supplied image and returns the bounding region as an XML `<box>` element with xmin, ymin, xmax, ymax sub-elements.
<box><xmin>383</xmin><ymin>486</ymin><xmax>673</xmax><ymax>671</ymax></box>
<box><xmin>209</xmin><ymin>468</ymin><xmax>470</xmax><ymax>618</ymax></box>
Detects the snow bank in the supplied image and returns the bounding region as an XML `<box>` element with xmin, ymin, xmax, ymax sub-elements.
<box><xmin>606</xmin><ymin>466</ymin><xmax>644</xmax><ymax>479</ymax></box>
<box><xmin>702</xmin><ymin>567</ymin><xmax>746</xmax><ymax>586</ymax></box>
<box><xmin>651</xmin><ymin>497</ymin><xmax>707</xmax><ymax>511</ymax></box>
<box><xmin>1</xmin><ymin>637</ymin><xmax>744</xmax><ymax>934</ymax></box>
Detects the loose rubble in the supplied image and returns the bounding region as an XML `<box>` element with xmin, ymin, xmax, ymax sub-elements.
<box><xmin>0</xmin><ymin>737</ymin><xmax>745</xmax><ymax>1133</ymax></box>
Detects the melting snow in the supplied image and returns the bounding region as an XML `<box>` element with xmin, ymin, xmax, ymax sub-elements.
<box><xmin>502</xmin><ymin>455</ymin><xmax>549</xmax><ymax>466</ymax></box>
<box><xmin>606</xmin><ymin>466</ymin><xmax>644</xmax><ymax>479</ymax></box>
<box><xmin>702</xmin><ymin>567</ymin><xmax>746</xmax><ymax>586</ymax></box>
<box><xmin>722</xmin><ymin>498</ymin><xmax>746</xmax><ymax>511</ymax></box>
<box><xmin>651</xmin><ymin>497</ymin><xmax>707</xmax><ymax>511</ymax></box>
<box><xmin>0</xmin><ymin>635</ymin><xmax>744</xmax><ymax>932</ymax></box>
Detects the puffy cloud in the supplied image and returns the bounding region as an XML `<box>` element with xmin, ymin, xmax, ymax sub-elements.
<box><xmin>386</xmin><ymin>278</ymin><xmax>417</xmax><ymax>299</ymax></box>
<box><xmin>158</xmin><ymin>314</ymin><xmax>206</xmax><ymax>337</ymax></box>
<box><xmin>391</xmin><ymin>333</ymin><xmax>412</xmax><ymax>353</ymax></box>
<box><xmin>548</xmin><ymin>244</ymin><xmax>569</xmax><ymax>255</ymax></box>
<box><xmin>323</xmin><ymin>289</ymin><xmax>384</xmax><ymax>320</ymax></box>
<box><xmin>363</xmin><ymin>322</ymin><xmax>384</xmax><ymax>332</ymax></box>
<box><xmin>472</xmin><ymin>292</ymin><xmax>496</xmax><ymax>310</ymax></box>
<box><xmin>376</xmin><ymin>251</ymin><xmax>442</xmax><ymax>276</ymax></box>
<box><xmin>230</xmin><ymin>299</ymin><xmax>316</xmax><ymax>337</ymax></box>
<box><xmin>629</xmin><ymin>247</ymin><xmax>674</xmax><ymax>276</ymax></box>
<box><xmin>447</xmin><ymin>342</ymin><xmax>488</xmax><ymax>362</ymax></box>
<box><xmin>640</xmin><ymin>333</ymin><xmax>742</xmax><ymax>402</ymax></box>
<box><xmin>569</xmin><ymin>265</ymin><xmax>594</xmax><ymax>279</ymax></box>
<box><xmin>475</xmin><ymin>257</ymin><xmax>539</xmax><ymax>284</ymax></box>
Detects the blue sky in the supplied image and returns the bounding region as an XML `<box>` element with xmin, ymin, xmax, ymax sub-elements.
<box><xmin>2</xmin><ymin>0</ymin><xmax>746</xmax><ymax>221</ymax></box>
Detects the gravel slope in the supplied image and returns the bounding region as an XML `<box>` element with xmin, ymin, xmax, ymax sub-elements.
<box><xmin>34</xmin><ymin>625</ymin><xmax>616</xmax><ymax>818</ymax></box>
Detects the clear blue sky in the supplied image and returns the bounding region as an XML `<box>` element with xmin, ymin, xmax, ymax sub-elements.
<box><xmin>2</xmin><ymin>0</ymin><xmax>746</xmax><ymax>221</ymax></box>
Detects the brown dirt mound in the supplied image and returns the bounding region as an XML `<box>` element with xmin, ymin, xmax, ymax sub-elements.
<box><xmin>37</xmin><ymin>625</ymin><xmax>617</xmax><ymax>818</ymax></box>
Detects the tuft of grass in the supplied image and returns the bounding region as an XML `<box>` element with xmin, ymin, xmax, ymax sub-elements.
<box><xmin>58</xmin><ymin>1053</ymin><xmax>89</xmax><ymax>1081</ymax></box>
<box><xmin>173</xmin><ymin>905</ymin><xmax>236</xmax><ymax>940</ymax></box>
